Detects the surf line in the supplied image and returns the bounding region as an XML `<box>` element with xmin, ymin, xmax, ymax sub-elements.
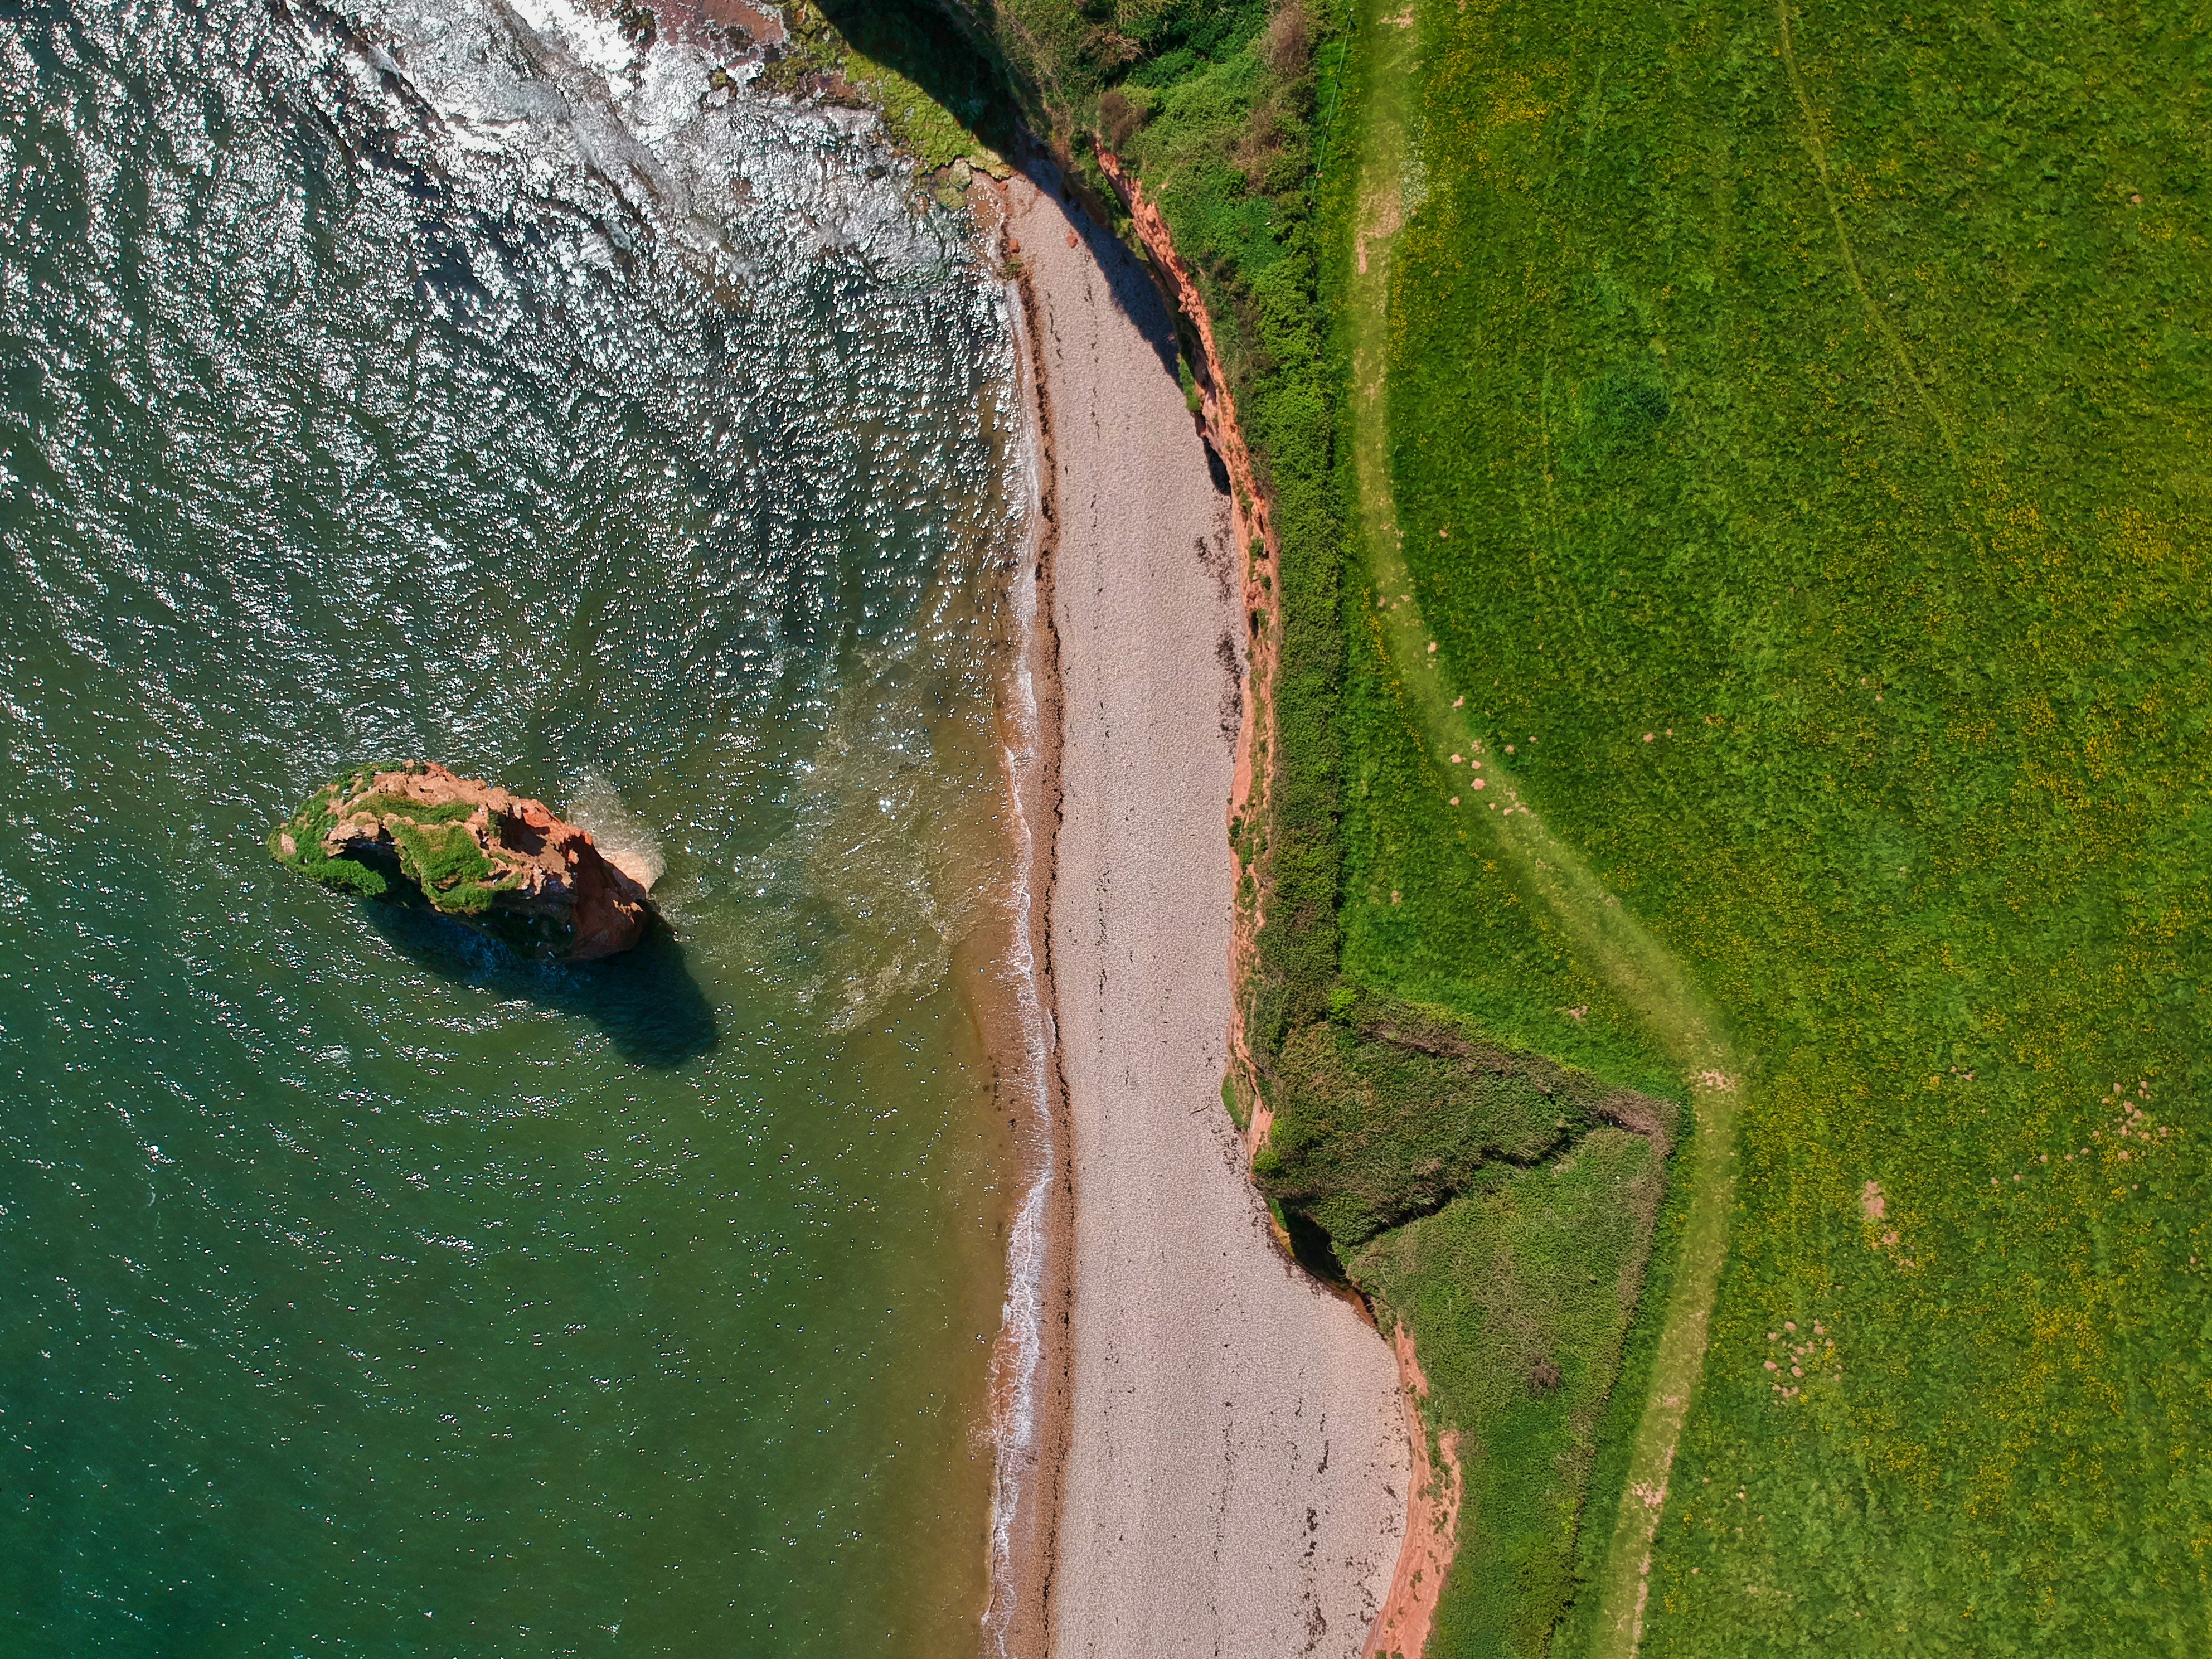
<box><xmin>981</xmin><ymin>216</ymin><xmax>1071</xmax><ymax>1659</ymax></box>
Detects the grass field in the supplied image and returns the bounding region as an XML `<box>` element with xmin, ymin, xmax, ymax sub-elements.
<box><xmin>1356</xmin><ymin>0</ymin><xmax>2212</xmax><ymax>1651</ymax></box>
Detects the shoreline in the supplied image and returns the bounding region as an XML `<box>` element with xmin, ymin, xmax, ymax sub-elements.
<box><xmin>978</xmin><ymin>170</ymin><xmax>1076</xmax><ymax>1659</ymax></box>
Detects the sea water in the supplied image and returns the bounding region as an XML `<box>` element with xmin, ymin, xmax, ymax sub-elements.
<box><xmin>0</xmin><ymin>1</ymin><xmax>1038</xmax><ymax>1651</ymax></box>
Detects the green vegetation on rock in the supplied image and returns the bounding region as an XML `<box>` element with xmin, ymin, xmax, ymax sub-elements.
<box><xmin>372</xmin><ymin>804</ymin><xmax>508</xmax><ymax>915</ymax></box>
<box><xmin>266</xmin><ymin>766</ymin><xmax>400</xmax><ymax>899</ymax></box>
<box><xmin>267</xmin><ymin>762</ymin><xmax>653</xmax><ymax>963</ymax></box>
<box><xmin>270</xmin><ymin>765</ymin><xmax>518</xmax><ymax>919</ymax></box>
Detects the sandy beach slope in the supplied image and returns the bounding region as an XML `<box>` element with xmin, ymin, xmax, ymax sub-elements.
<box><xmin>1002</xmin><ymin>169</ymin><xmax>1407</xmax><ymax>1658</ymax></box>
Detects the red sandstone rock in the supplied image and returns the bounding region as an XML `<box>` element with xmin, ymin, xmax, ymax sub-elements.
<box><xmin>293</xmin><ymin>762</ymin><xmax>653</xmax><ymax>961</ymax></box>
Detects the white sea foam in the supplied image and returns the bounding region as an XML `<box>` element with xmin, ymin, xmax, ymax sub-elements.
<box><xmin>982</xmin><ymin>269</ymin><xmax>1056</xmax><ymax>1658</ymax></box>
<box><xmin>502</xmin><ymin>0</ymin><xmax>638</xmax><ymax>85</ymax></box>
<box><xmin>566</xmin><ymin>773</ymin><xmax>666</xmax><ymax>891</ymax></box>
<box><xmin>335</xmin><ymin>0</ymin><xmax>952</xmax><ymax>285</ymax></box>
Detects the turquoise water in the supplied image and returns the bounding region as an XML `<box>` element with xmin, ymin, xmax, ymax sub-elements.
<box><xmin>0</xmin><ymin>3</ymin><xmax>1029</xmax><ymax>1652</ymax></box>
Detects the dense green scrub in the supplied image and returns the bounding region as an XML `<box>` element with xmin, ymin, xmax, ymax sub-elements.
<box><xmin>1258</xmin><ymin>991</ymin><xmax>1675</xmax><ymax>1250</ymax></box>
<box><xmin>1361</xmin><ymin>0</ymin><xmax>2212</xmax><ymax>1652</ymax></box>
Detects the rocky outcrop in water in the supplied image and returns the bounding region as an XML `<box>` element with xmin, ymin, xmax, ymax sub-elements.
<box><xmin>270</xmin><ymin>763</ymin><xmax>655</xmax><ymax>961</ymax></box>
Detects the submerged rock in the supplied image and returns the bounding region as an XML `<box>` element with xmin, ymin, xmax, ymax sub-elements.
<box><xmin>270</xmin><ymin>762</ymin><xmax>656</xmax><ymax>961</ymax></box>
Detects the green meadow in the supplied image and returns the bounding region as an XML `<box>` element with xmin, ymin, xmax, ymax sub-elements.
<box><xmin>1341</xmin><ymin>0</ymin><xmax>2212</xmax><ymax>1650</ymax></box>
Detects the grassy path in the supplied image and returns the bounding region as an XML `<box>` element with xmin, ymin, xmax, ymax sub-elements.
<box><xmin>1339</xmin><ymin>8</ymin><xmax>1744</xmax><ymax>1654</ymax></box>
<box><xmin>1772</xmin><ymin>0</ymin><xmax>1959</xmax><ymax>468</ymax></box>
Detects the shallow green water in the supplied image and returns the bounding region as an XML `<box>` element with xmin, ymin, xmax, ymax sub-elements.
<box><xmin>0</xmin><ymin>3</ymin><xmax>1026</xmax><ymax>1652</ymax></box>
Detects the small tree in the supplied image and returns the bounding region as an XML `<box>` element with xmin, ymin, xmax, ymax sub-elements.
<box><xmin>1099</xmin><ymin>86</ymin><xmax>1143</xmax><ymax>151</ymax></box>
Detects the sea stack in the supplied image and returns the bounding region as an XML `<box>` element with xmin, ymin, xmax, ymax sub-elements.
<box><xmin>270</xmin><ymin>762</ymin><xmax>654</xmax><ymax>962</ymax></box>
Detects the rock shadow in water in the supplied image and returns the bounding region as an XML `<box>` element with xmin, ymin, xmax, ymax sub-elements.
<box><xmin>363</xmin><ymin>904</ymin><xmax>718</xmax><ymax>1068</ymax></box>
